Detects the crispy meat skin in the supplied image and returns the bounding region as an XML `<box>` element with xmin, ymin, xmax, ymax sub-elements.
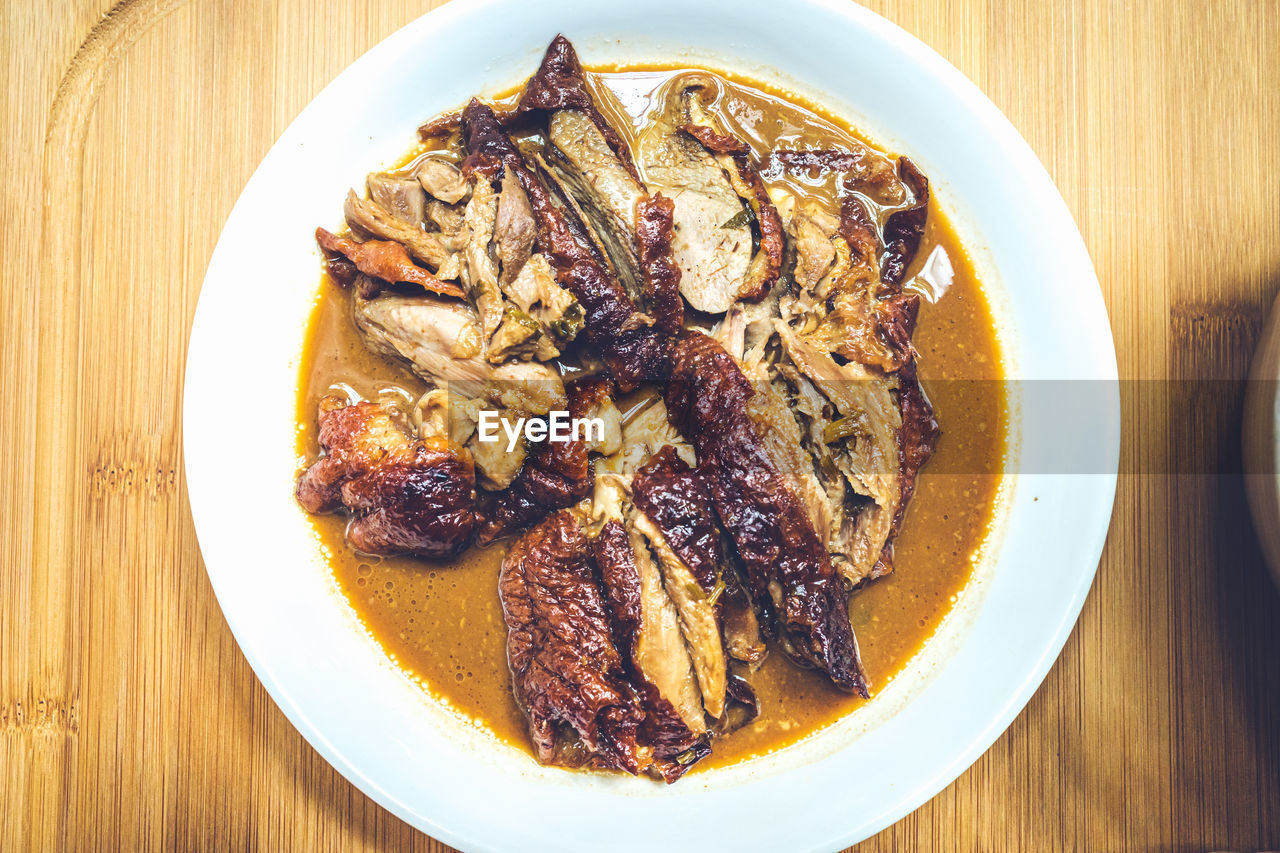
<box><xmin>314</xmin><ymin>228</ymin><xmax>465</xmax><ymax>300</ymax></box>
<box><xmin>635</xmin><ymin>194</ymin><xmax>684</xmax><ymax>333</ymax></box>
<box><xmin>499</xmin><ymin>512</ymin><xmax>645</xmax><ymax>773</ymax></box>
<box><xmin>295</xmin><ymin>397</ymin><xmax>477</xmax><ymax>557</ymax></box>
<box><xmin>517</xmin><ymin>34</ymin><xmax>641</xmax><ymax>182</ymax></box>
<box><xmin>680</xmin><ymin>123</ymin><xmax>749</xmax><ymax>156</ymax></box>
<box><xmin>477</xmin><ymin>377</ymin><xmax>609</xmax><ymax>543</ymax></box>
<box><xmin>594</xmin><ymin>521</ymin><xmax>710</xmax><ymax>782</ymax></box>
<box><xmin>732</xmin><ymin>153</ymin><xmax>785</xmax><ymax>302</ymax></box>
<box><xmin>461</xmin><ymin>99</ymin><xmax>668</xmax><ymax>390</ymax></box>
<box><xmin>631</xmin><ymin>446</ymin><xmax>719</xmax><ymax>593</ymax></box>
<box><xmin>770</xmin><ymin>147</ymin><xmax>902</xmax><ymax>203</ymax></box>
<box><xmin>664</xmin><ymin>331</ymin><xmax>868</xmax><ymax>696</ymax></box>
<box><xmin>879</xmin><ymin>157</ymin><xmax>930</xmax><ymax>287</ymax></box>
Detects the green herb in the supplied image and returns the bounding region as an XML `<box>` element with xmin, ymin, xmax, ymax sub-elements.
<box><xmin>505</xmin><ymin>307</ymin><xmax>541</xmax><ymax>333</ymax></box>
<box><xmin>705</xmin><ymin>576</ymin><xmax>726</xmax><ymax>608</ymax></box>
<box><xmin>549</xmin><ymin>303</ymin><xmax>584</xmax><ymax>342</ymax></box>
<box><xmin>823</xmin><ymin>415</ymin><xmax>868</xmax><ymax>444</ymax></box>
<box><xmin>721</xmin><ymin>208</ymin><xmax>752</xmax><ymax>229</ymax></box>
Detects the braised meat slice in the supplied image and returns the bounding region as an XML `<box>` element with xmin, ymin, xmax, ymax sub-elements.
<box><xmin>665</xmin><ymin>330</ymin><xmax>868</xmax><ymax>696</ymax></box>
<box><xmin>774</xmin><ymin>323</ymin><xmax>903</xmax><ymax>586</ymax></box>
<box><xmin>367</xmin><ymin>172</ymin><xmax>427</xmax><ymax>226</ymax></box>
<box><xmin>589</xmin><ymin>400</ymin><xmax>735</xmax><ymax>720</ymax></box>
<box><xmin>494</xmin><ymin>165</ymin><xmax>537</xmax><ymax>285</ymax></box>
<box><xmin>631</xmin><ymin>447</ymin><xmax>728</xmax><ymax>718</ymax></box>
<box><xmin>875</xmin><ymin>156</ymin><xmax>930</xmax><ymax>287</ymax></box>
<box><xmin>461</xmin><ymin>98</ymin><xmax>668</xmax><ymax>391</ymax></box>
<box><xmin>636</xmin><ymin>80</ymin><xmax>751</xmax><ymax>314</ymax></box>
<box><xmin>500</xmin><ymin>512</ymin><xmax>646</xmax><ymax>773</ymax></box>
<box><xmin>516</xmin><ymin>35</ymin><xmax>640</xmax><ymax>179</ymax></box>
<box><xmin>594</xmin><ymin>520</ymin><xmax>711</xmax><ymax>782</ymax></box>
<box><xmin>295</xmin><ymin>396</ymin><xmax>477</xmax><ymax>557</ymax></box>
<box><xmin>518</xmin><ymin>35</ymin><xmax>649</xmax><ymax>302</ymax></box>
<box><xmin>769</xmin><ymin>147</ymin><xmax>904</xmax><ymax>206</ymax></box>
<box><xmin>768</xmin><ymin>153</ymin><xmax>939</xmax><ymax>584</ymax></box>
<box><xmin>634</xmin><ymin>77</ymin><xmax>782</xmax><ymax>314</ymax></box>
<box><xmin>680</xmin><ymin>91</ymin><xmax>784</xmax><ymax>303</ymax></box>
<box><xmin>776</xmin><ymin>155</ymin><xmax>930</xmax><ymax>371</ymax></box>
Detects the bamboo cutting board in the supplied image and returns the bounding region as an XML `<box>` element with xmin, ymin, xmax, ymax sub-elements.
<box><xmin>3</xmin><ymin>0</ymin><xmax>1279</xmax><ymax>849</ymax></box>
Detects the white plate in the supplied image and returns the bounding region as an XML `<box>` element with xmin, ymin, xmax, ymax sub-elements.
<box><xmin>184</xmin><ymin>1</ymin><xmax>1119</xmax><ymax>850</ymax></box>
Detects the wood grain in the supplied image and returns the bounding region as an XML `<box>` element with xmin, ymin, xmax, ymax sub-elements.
<box><xmin>3</xmin><ymin>0</ymin><xmax>1279</xmax><ymax>849</ymax></box>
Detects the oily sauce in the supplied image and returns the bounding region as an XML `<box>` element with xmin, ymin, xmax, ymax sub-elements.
<box><xmin>295</xmin><ymin>66</ymin><xmax>1006</xmax><ymax>770</ymax></box>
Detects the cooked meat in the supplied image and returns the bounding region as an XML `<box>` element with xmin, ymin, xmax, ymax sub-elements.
<box><xmin>739</xmin><ymin>353</ymin><xmax>837</xmax><ymax>564</ymax></box>
<box><xmin>525</xmin><ymin>150</ymin><xmax>615</xmax><ymax>272</ymax></box>
<box><xmin>681</xmin><ymin>95</ymin><xmax>784</xmax><ymax>302</ymax></box>
<box><xmin>353</xmin><ymin>292</ymin><xmax>566</xmax><ymax>415</ymax></box>
<box><xmin>632</xmin><ymin>446</ymin><xmax>722</xmax><ymax>593</ymax></box>
<box><xmin>415</xmin><ymin>155</ymin><xmax>470</xmax><ymax>204</ymax></box>
<box><xmin>516</xmin><ymin>36</ymin><xmax>650</xmax><ymax>301</ymax></box>
<box><xmin>303</xmin><ymin>44</ymin><xmax>956</xmax><ymax>782</ymax></box>
<box><xmin>367</xmin><ymin>173</ymin><xmax>426</xmax><ymax>225</ymax></box>
<box><xmin>790</xmin><ymin>202</ymin><xmax>840</xmax><ymax>294</ymax></box>
<box><xmin>516</xmin><ymin>35</ymin><xmax>641</xmax><ymax>180</ymax></box>
<box><xmin>810</xmin><ymin>197</ymin><xmax>917</xmax><ymax>371</ymax></box>
<box><xmin>504</xmin><ymin>253</ymin><xmax>582</xmax><ymax>337</ymax></box>
<box><xmin>414</xmin><ymin>390</ymin><xmax>529</xmax><ymax>492</ymax></box>
<box><xmin>595</xmin><ymin>521</ymin><xmax>708</xmax><ymax>756</ymax></box>
<box><xmin>772</xmin><ymin>157</ymin><xmax>938</xmax><ymax>584</ymax></box>
<box><xmin>315</xmin><ymin>228</ymin><xmax>465</xmax><ymax>300</ymax></box>
<box><xmin>296</xmin><ymin>396</ymin><xmax>477</xmax><ymax>557</ymax></box>
<box><xmin>879</xmin><ymin>156</ymin><xmax>930</xmax><ymax>287</ymax></box>
<box><xmin>461</xmin><ymin>98</ymin><xmax>669</xmax><ymax>391</ymax></box>
<box><xmin>589</xmin><ymin>396</ymin><xmax>694</xmax><ymax>527</ymax></box>
<box><xmin>774</xmin><ymin>326</ymin><xmax>896</xmax><ymax>585</ymax></box>
<box><xmin>664</xmin><ymin>330</ymin><xmax>868</xmax><ymax>696</ymax></box>
<box><xmin>425</xmin><ymin>198</ymin><xmax>466</xmax><ymax>233</ymax></box>
<box><xmin>499</xmin><ymin>512</ymin><xmax>647</xmax><ymax>773</ymax></box>
<box><xmin>494</xmin><ymin>165</ymin><xmax>537</xmax><ymax>284</ymax></box>
<box><xmin>478</xmin><ymin>377</ymin><xmax>616</xmax><ymax>543</ymax></box>
<box><xmin>713</xmin><ymin>295</ymin><xmax>781</xmax><ymax>365</ymax></box>
<box><xmin>631</xmin><ymin>447</ymin><xmax>728</xmax><ymax>719</ymax></box>
<box><xmin>344</xmin><ymin>190</ymin><xmax>465</xmax><ymax>280</ymax></box>
<box><xmin>487</xmin><ymin>306</ymin><xmax>555</xmax><ymax>364</ymax></box>
<box><xmin>417</xmin><ymin>113</ymin><xmax>464</xmax><ymax>142</ymax></box>
<box><xmin>541</xmin><ymin>111</ymin><xmax>649</xmax><ymax>301</ymax></box>
<box><xmin>769</xmin><ymin>147</ymin><xmax>904</xmax><ymax>205</ymax></box>
<box><xmin>457</xmin><ymin>177</ymin><xmax>504</xmax><ymax>343</ymax></box>
<box><xmin>720</xmin><ymin>582</ymin><xmax>767</xmax><ymax>668</ymax></box>
<box><xmin>589</xmin><ymin>405</ymin><xmax>724</xmax><ymax>724</ymax></box>
<box><xmin>637</xmin><ymin>82</ymin><xmax>752</xmax><ymax>314</ymax></box>
<box><xmin>635</xmin><ymin>194</ymin><xmax>684</xmax><ymax>332</ymax></box>
<box><xmin>557</xmin><ymin>260</ymin><xmax>669</xmax><ymax>392</ymax></box>
<box><xmin>490</xmin><ymin>252</ymin><xmax>584</xmax><ymax>364</ymax></box>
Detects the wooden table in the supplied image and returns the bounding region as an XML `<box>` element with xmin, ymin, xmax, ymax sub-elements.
<box><xmin>4</xmin><ymin>0</ymin><xmax>1278</xmax><ymax>849</ymax></box>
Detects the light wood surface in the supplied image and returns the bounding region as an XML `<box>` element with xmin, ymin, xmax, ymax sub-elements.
<box><xmin>4</xmin><ymin>1</ymin><xmax>1279</xmax><ymax>849</ymax></box>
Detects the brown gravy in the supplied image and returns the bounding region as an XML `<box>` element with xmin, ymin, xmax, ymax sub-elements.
<box><xmin>296</xmin><ymin>66</ymin><xmax>1006</xmax><ymax>770</ymax></box>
